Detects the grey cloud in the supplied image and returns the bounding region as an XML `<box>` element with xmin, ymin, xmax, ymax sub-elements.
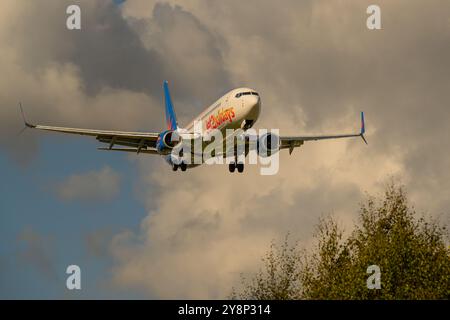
<box><xmin>182</xmin><ymin>0</ymin><xmax>450</xmax><ymax>212</ymax></box>
<box><xmin>17</xmin><ymin>226</ymin><xmax>58</xmax><ymax>282</ymax></box>
<box><xmin>4</xmin><ymin>1</ymin><xmax>163</xmax><ymax>96</ymax></box>
<box><xmin>134</xmin><ymin>3</ymin><xmax>232</xmax><ymax>122</ymax></box>
<box><xmin>0</xmin><ymin>1</ymin><xmax>163</xmax><ymax>163</ymax></box>
<box><xmin>64</xmin><ymin>2</ymin><xmax>164</xmax><ymax>96</ymax></box>
<box><xmin>56</xmin><ymin>166</ymin><xmax>121</xmax><ymax>202</ymax></box>
<box><xmin>0</xmin><ymin>1</ymin><xmax>232</xmax><ymax>162</ymax></box>
<box><xmin>86</xmin><ymin>228</ymin><xmax>115</xmax><ymax>258</ymax></box>
<box><xmin>108</xmin><ymin>0</ymin><xmax>449</xmax><ymax>298</ymax></box>
<box><xmin>1</xmin><ymin>0</ymin><xmax>449</xmax><ymax>298</ymax></box>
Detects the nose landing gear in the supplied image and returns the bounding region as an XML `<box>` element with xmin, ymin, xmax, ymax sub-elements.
<box><xmin>228</xmin><ymin>162</ymin><xmax>244</xmax><ymax>173</ymax></box>
<box><xmin>172</xmin><ymin>162</ymin><xmax>187</xmax><ymax>172</ymax></box>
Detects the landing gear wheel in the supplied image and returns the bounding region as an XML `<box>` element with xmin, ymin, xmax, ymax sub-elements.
<box><xmin>172</xmin><ymin>164</ymin><xmax>178</xmax><ymax>171</ymax></box>
<box><xmin>228</xmin><ymin>163</ymin><xmax>236</xmax><ymax>173</ymax></box>
<box><xmin>180</xmin><ymin>162</ymin><xmax>187</xmax><ymax>171</ymax></box>
<box><xmin>237</xmin><ymin>163</ymin><xmax>244</xmax><ymax>173</ymax></box>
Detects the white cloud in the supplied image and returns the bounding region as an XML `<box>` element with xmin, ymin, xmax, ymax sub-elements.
<box><xmin>56</xmin><ymin>166</ymin><xmax>121</xmax><ymax>202</ymax></box>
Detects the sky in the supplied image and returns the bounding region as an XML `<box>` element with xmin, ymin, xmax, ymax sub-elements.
<box><xmin>0</xmin><ymin>0</ymin><xmax>449</xmax><ymax>299</ymax></box>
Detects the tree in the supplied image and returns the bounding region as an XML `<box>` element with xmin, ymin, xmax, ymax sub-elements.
<box><xmin>231</xmin><ymin>234</ymin><xmax>303</xmax><ymax>300</ymax></box>
<box><xmin>233</xmin><ymin>183</ymin><xmax>450</xmax><ymax>299</ymax></box>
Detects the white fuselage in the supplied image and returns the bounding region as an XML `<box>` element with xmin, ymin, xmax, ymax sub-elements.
<box><xmin>172</xmin><ymin>88</ymin><xmax>261</xmax><ymax>167</ymax></box>
<box><xmin>185</xmin><ymin>87</ymin><xmax>261</xmax><ymax>133</ymax></box>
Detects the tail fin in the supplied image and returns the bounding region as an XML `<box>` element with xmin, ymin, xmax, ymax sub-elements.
<box><xmin>163</xmin><ymin>81</ymin><xmax>178</xmax><ymax>130</ymax></box>
<box><xmin>360</xmin><ymin>111</ymin><xmax>367</xmax><ymax>144</ymax></box>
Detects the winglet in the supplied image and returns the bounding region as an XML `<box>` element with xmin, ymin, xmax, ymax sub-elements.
<box><xmin>360</xmin><ymin>111</ymin><xmax>367</xmax><ymax>144</ymax></box>
<box><xmin>19</xmin><ymin>102</ymin><xmax>35</xmax><ymax>128</ymax></box>
<box><xmin>163</xmin><ymin>80</ymin><xmax>178</xmax><ymax>131</ymax></box>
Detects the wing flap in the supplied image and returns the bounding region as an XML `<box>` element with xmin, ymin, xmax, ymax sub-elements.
<box><xmin>281</xmin><ymin>133</ymin><xmax>361</xmax><ymax>142</ymax></box>
<box><xmin>96</xmin><ymin>136</ymin><xmax>157</xmax><ymax>149</ymax></box>
<box><xmin>98</xmin><ymin>147</ymin><xmax>159</xmax><ymax>154</ymax></box>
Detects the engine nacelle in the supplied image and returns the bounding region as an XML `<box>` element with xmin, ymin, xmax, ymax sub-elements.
<box><xmin>257</xmin><ymin>132</ymin><xmax>280</xmax><ymax>157</ymax></box>
<box><xmin>156</xmin><ymin>130</ymin><xmax>181</xmax><ymax>154</ymax></box>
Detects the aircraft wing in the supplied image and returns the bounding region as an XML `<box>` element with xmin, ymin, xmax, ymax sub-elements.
<box><xmin>21</xmin><ymin>107</ymin><xmax>160</xmax><ymax>153</ymax></box>
<box><xmin>280</xmin><ymin>112</ymin><xmax>367</xmax><ymax>154</ymax></box>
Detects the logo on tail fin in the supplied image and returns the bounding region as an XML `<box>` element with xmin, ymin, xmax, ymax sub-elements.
<box><xmin>163</xmin><ymin>81</ymin><xmax>178</xmax><ymax>130</ymax></box>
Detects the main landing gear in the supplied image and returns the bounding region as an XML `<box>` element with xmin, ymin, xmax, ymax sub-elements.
<box><xmin>228</xmin><ymin>162</ymin><xmax>244</xmax><ymax>173</ymax></box>
<box><xmin>172</xmin><ymin>162</ymin><xmax>187</xmax><ymax>172</ymax></box>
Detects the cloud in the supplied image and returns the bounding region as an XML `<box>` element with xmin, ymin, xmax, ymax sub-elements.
<box><xmin>85</xmin><ymin>228</ymin><xmax>115</xmax><ymax>258</ymax></box>
<box><xmin>0</xmin><ymin>1</ymin><xmax>164</xmax><ymax>165</ymax></box>
<box><xmin>0</xmin><ymin>0</ymin><xmax>233</xmax><ymax>163</ymax></box>
<box><xmin>127</xmin><ymin>2</ymin><xmax>232</xmax><ymax>122</ymax></box>
<box><xmin>56</xmin><ymin>166</ymin><xmax>121</xmax><ymax>202</ymax></box>
<box><xmin>0</xmin><ymin>0</ymin><xmax>449</xmax><ymax>298</ymax></box>
<box><xmin>108</xmin><ymin>0</ymin><xmax>450</xmax><ymax>298</ymax></box>
<box><xmin>0</xmin><ymin>1</ymin><xmax>163</xmax><ymax>96</ymax></box>
<box><xmin>109</xmin><ymin>136</ymin><xmax>403</xmax><ymax>298</ymax></box>
<box><xmin>17</xmin><ymin>226</ymin><xmax>58</xmax><ymax>282</ymax></box>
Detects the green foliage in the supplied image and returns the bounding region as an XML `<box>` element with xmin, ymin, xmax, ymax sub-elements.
<box><xmin>233</xmin><ymin>183</ymin><xmax>450</xmax><ymax>299</ymax></box>
<box><xmin>231</xmin><ymin>234</ymin><xmax>304</xmax><ymax>300</ymax></box>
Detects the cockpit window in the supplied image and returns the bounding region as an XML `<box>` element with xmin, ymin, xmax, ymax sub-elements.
<box><xmin>235</xmin><ymin>91</ymin><xmax>259</xmax><ymax>98</ymax></box>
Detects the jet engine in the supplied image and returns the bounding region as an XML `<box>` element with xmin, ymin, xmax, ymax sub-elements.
<box><xmin>156</xmin><ymin>130</ymin><xmax>181</xmax><ymax>154</ymax></box>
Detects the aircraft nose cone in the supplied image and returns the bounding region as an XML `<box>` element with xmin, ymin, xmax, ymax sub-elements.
<box><xmin>245</xmin><ymin>95</ymin><xmax>261</xmax><ymax>120</ymax></box>
<box><xmin>246</xmin><ymin>95</ymin><xmax>260</xmax><ymax>108</ymax></box>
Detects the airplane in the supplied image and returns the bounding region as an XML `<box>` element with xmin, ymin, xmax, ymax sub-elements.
<box><xmin>20</xmin><ymin>80</ymin><xmax>366</xmax><ymax>173</ymax></box>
